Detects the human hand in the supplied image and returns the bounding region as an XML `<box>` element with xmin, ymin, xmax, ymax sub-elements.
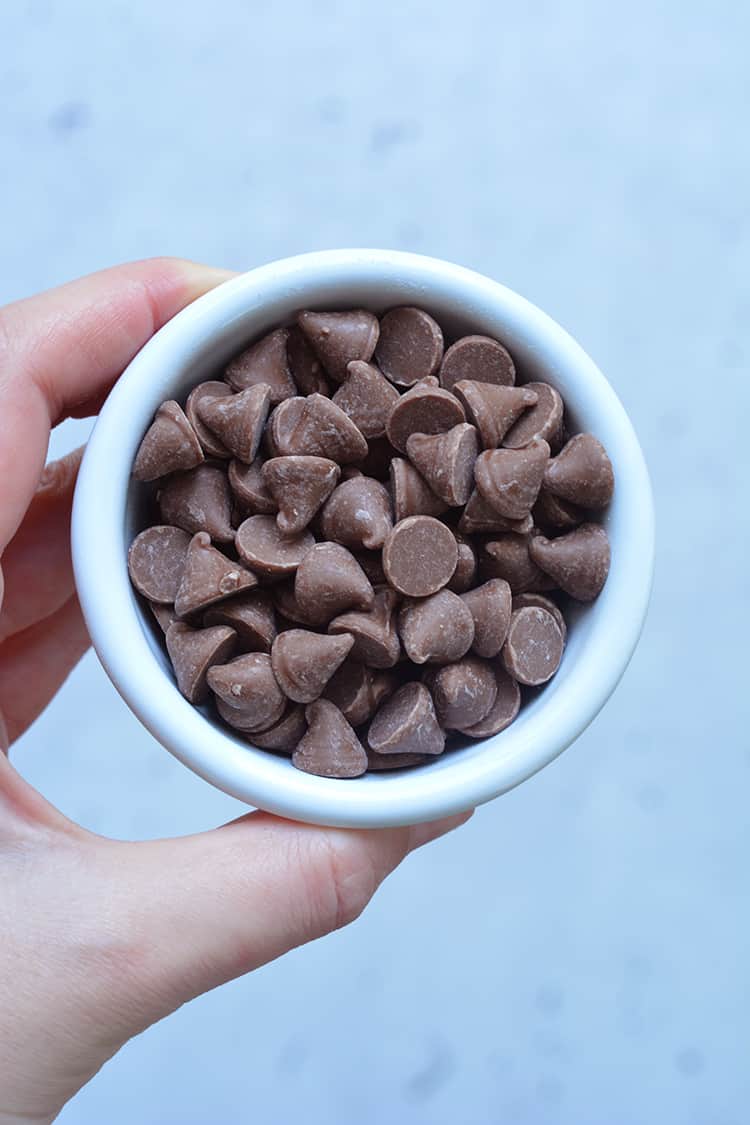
<box><xmin>0</xmin><ymin>259</ymin><xmax>470</xmax><ymax>1125</ymax></box>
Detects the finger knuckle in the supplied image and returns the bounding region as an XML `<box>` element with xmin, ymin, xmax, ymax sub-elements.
<box><xmin>304</xmin><ymin>834</ymin><xmax>379</xmax><ymax>936</ymax></box>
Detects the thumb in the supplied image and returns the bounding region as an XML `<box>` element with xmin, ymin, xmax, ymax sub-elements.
<box><xmin>91</xmin><ymin>809</ymin><xmax>471</xmax><ymax>1033</ymax></box>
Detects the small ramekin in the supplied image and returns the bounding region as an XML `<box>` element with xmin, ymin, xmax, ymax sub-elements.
<box><xmin>72</xmin><ymin>249</ymin><xmax>654</xmax><ymax>828</ymax></box>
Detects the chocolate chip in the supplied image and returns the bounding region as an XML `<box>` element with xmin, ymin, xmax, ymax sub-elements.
<box><xmin>332</xmin><ymin>360</ymin><xmax>400</xmax><ymax>439</ymax></box>
<box><xmin>532</xmin><ymin>487</ymin><xmax>585</xmax><ymax>534</ymax></box>
<box><xmin>266</xmin><ymin>397</ymin><xmax>307</xmax><ymax>458</ymax></box>
<box><xmin>286</xmin><ymin>325</ymin><xmax>330</xmax><ymax>395</ymax></box>
<box><xmin>374</xmin><ymin>306</ymin><xmax>444</xmax><ymax>387</ymax></box>
<box><xmin>208</xmin><ymin>652</ymin><xmax>286</xmax><ymax>729</ymax></box>
<box><xmin>292</xmin><ymin>699</ymin><xmax>368</xmax><ymax>778</ymax></box>
<box><xmin>389</xmin><ymin>457</ymin><xmax>449</xmax><ymax>522</ymax></box>
<box><xmin>460</xmin><ymin>578</ymin><xmax>512</xmax><ymax>657</ymax></box>
<box><xmin>480</xmin><ymin>534</ymin><xmax>554</xmax><ymax>594</ymax></box>
<box><xmin>543</xmin><ymin>433</ymin><xmax>615</xmax><ymax>509</ymax></box>
<box><xmin>356</xmin><ymin>435</ymin><xmax>398</xmax><ymax>481</ymax></box>
<box><xmin>457</xmin><ymin>490</ymin><xmax>534</xmax><ymax>535</ymax></box>
<box><xmin>247</xmin><ymin>704</ymin><xmax>308</xmax><ymax>751</ymax></box>
<box><xmin>294</xmin><ymin>543</ymin><xmax>374</xmax><ymax>625</ymax></box>
<box><xmin>281</xmin><ymin>394</ymin><xmax>369</xmax><ymax>463</ymax></box>
<box><xmin>529</xmin><ymin>523</ymin><xmax>610</xmax><ymax>601</ymax></box>
<box><xmin>128</xmin><ymin>525</ymin><xmax>191</xmax><ymax>603</ymax></box>
<box><xmin>501</xmin><ymin>606</ymin><xmax>564</xmax><ymax>685</ymax></box>
<box><xmin>158</xmin><ymin>464</ymin><xmax>234</xmax><ymax>543</ymax></box>
<box><xmin>271</xmin><ymin>629</ymin><xmax>354</xmax><ymax>703</ymax></box>
<box><xmin>386</xmin><ymin>379</ymin><xmax>466</xmax><ymax>454</ymax></box>
<box><xmin>225</xmin><ymin>327</ymin><xmax>297</xmax><ymax>403</ymax></box>
<box><xmin>166</xmin><ymin>621</ymin><xmax>237</xmax><ymax>704</ymax></box>
<box><xmin>455</xmin><ymin>666</ymin><xmax>520</xmax><ymax>737</ymax></box>
<box><xmin>323</xmin><ymin>661</ymin><xmax>398</xmax><ymax>726</ymax></box>
<box><xmin>503</xmin><ymin>382</ymin><xmax>563</xmax><ymax>450</ymax></box>
<box><xmin>150</xmin><ymin>602</ymin><xmax>179</xmax><ymax>633</ymax></box>
<box><xmin>447</xmin><ymin>532</ymin><xmax>477</xmax><ymax>594</ymax></box>
<box><xmin>133</xmin><ymin>400</ymin><xmax>204</xmax><ymax>482</ymax></box>
<box><xmin>512</xmin><ymin>593</ymin><xmax>567</xmax><ymax>642</ymax></box>
<box><xmin>203</xmin><ymin>589</ymin><xmax>277</xmax><ymax>652</ymax></box>
<box><xmin>174</xmin><ymin>532</ymin><xmax>257</xmax><ymax>616</ymax></box>
<box><xmin>352</xmin><ymin>550</ymin><xmax>387</xmax><ymax>586</ymax></box>
<box><xmin>474</xmin><ymin>437</ymin><xmax>550</xmax><ymax>519</ymax></box>
<box><xmin>454</xmin><ymin>381</ymin><xmax>537</xmax><ymax>449</ymax></box>
<box><xmin>273</xmin><ymin>580</ymin><xmax>325</xmax><ymax>628</ymax></box>
<box><xmin>367</xmin><ymin>682</ymin><xmax>445</xmax><ymax>756</ymax></box>
<box><xmin>383</xmin><ymin>516</ymin><xmax>458</xmax><ymax>597</ymax></box>
<box><xmin>405</xmin><ymin>423</ymin><xmax>479</xmax><ymax>507</ymax></box>
<box><xmin>328</xmin><ymin>587</ymin><xmax>401</xmax><ymax>669</ymax></box>
<box><xmin>261</xmin><ymin>455</ymin><xmax>340</xmax><ymax>536</ymax></box>
<box><xmin>320</xmin><ymin>477</ymin><xmax>393</xmax><ymax>550</ymax></box>
<box><xmin>196</xmin><ymin>383</ymin><xmax>271</xmax><ymax>464</ymax></box>
<box><xmin>227</xmin><ymin>457</ymin><xmax>277</xmax><ymax>514</ymax></box>
<box><xmin>439</xmin><ymin>335</ymin><xmax>516</xmax><ymax>393</ymax></box>
<box><xmin>297</xmin><ymin>309</ymin><xmax>380</xmax><ymax>384</ymax></box>
<box><xmin>235</xmin><ymin>514</ymin><xmax>314</xmax><ymax>577</ymax></box>
<box><xmin>366</xmin><ymin>749</ymin><xmax>432</xmax><ymax>771</ymax></box>
<box><xmin>398</xmin><ymin>590</ymin><xmax>475</xmax><ymax>665</ymax></box>
<box><xmin>425</xmin><ymin>656</ymin><xmax>498</xmax><ymax>730</ymax></box>
<box><xmin>185</xmin><ymin>381</ymin><xmax>233</xmax><ymax>458</ymax></box>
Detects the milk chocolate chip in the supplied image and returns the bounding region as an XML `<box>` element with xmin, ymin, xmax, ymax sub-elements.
<box><xmin>383</xmin><ymin>516</ymin><xmax>458</xmax><ymax>597</ymax></box>
<box><xmin>225</xmin><ymin>327</ymin><xmax>297</xmax><ymax>403</ymax></box>
<box><xmin>529</xmin><ymin>523</ymin><xmax>610</xmax><ymax>601</ymax></box>
<box><xmin>439</xmin><ymin>335</ymin><xmax>516</xmax><ymax>393</ymax></box>
<box><xmin>158</xmin><ymin>464</ymin><xmax>234</xmax><ymax>543</ymax></box>
<box><xmin>203</xmin><ymin>589</ymin><xmax>277</xmax><ymax>652</ymax></box>
<box><xmin>271</xmin><ymin>629</ymin><xmax>354</xmax><ymax>703</ymax></box>
<box><xmin>480</xmin><ymin>534</ymin><xmax>553</xmax><ymax>594</ymax></box>
<box><xmin>398</xmin><ymin>590</ymin><xmax>475</xmax><ymax>665</ymax></box>
<box><xmin>386</xmin><ymin>379</ymin><xmax>466</xmax><ymax>454</ymax></box>
<box><xmin>366</xmin><ymin>749</ymin><xmax>432</xmax><ymax>771</ymax></box>
<box><xmin>454</xmin><ymin>381</ymin><xmax>537</xmax><ymax>449</ymax></box>
<box><xmin>297</xmin><ymin>310</ymin><xmax>380</xmax><ymax>384</ymax></box>
<box><xmin>283</xmin><ymin>394</ymin><xmax>369</xmax><ymax>463</ymax></box>
<box><xmin>266</xmin><ymin>397</ymin><xmax>307</xmax><ymax>458</ymax></box>
<box><xmin>320</xmin><ymin>477</ymin><xmax>393</xmax><ymax>550</ymax></box>
<box><xmin>503</xmin><ymin>382</ymin><xmax>563</xmax><ymax>450</ymax></box>
<box><xmin>294</xmin><ymin>543</ymin><xmax>374</xmax><ymax>625</ymax></box>
<box><xmin>512</xmin><ymin>593</ymin><xmax>567</xmax><ymax>642</ymax></box>
<box><xmin>248</xmin><ymin>705</ymin><xmax>307</xmax><ymax>751</ymax></box>
<box><xmin>368</xmin><ymin>682</ymin><xmax>445</xmax><ymax>756</ymax></box>
<box><xmin>425</xmin><ymin>656</ymin><xmax>498</xmax><ymax>730</ymax></box>
<box><xmin>166</xmin><ymin>621</ymin><xmax>237</xmax><ymax>704</ymax></box>
<box><xmin>323</xmin><ymin>662</ymin><xmax>397</xmax><ymax>726</ymax></box>
<box><xmin>150</xmin><ymin>603</ymin><xmax>179</xmax><ymax>633</ymax></box>
<box><xmin>128</xmin><ymin>525</ymin><xmax>191</xmax><ymax>603</ymax></box>
<box><xmin>235</xmin><ymin>514</ymin><xmax>314</xmax><ymax>577</ymax></box>
<box><xmin>447</xmin><ymin>532</ymin><xmax>477</xmax><ymax>594</ymax></box>
<box><xmin>456</xmin><ymin>667</ymin><xmax>520</xmax><ymax>737</ymax></box>
<box><xmin>389</xmin><ymin>458</ymin><xmax>448</xmax><ymax>522</ymax></box>
<box><xmin>374</xmin><ymin>307</ymin><xmax>444</xmax><ymax>387</ymax></box>
<box><xmin>197</xmin><ymin>383</ymin><xmax>271</xmax><ymax>464</ymax></box>
<box><xmin>328</xmin><ymin>587</ymin><xmax>401</xmax><ymax>669</ymax></box>
<box><xmin>543</xmin><ymin>433</ymin><xmax>615</xmax><ymax>509</ymax></box>
<box><xmin>185</xmin><ymin>381</ymin><xmax>233</xmax><ymax>458</ymax></box>
<box><xmin>228</xmin><ymin>457</ymin><xmax>276</xmax><ymax>514</ymax></box>
<box><xmin>332</xmin><ymin>360</ymin><xmax>400</xmax><ymax>438</ymax></box>
<box><xmin>501</xmin><ymin>607</ymin><xmax>564</xmax><ymax>685</ymax></box>
<box><xmin>474</xmin><ymin>438</ymin><xmax>550</xmax><ymax>520</ymax></box>
<box><xmin>405</xmin><ymin>423</ymin><xmax>479</xmax><ymax>507</ymax></box>
<box><xmin>532</xmin><ymin>487</ymin><xmax>585</xmax><ymax>534</ymax></box>
<box><xmin>174</xmin><ymin>532</ymin><xmax>257</xmax><ymax>617</ymax></box>
<box><xmin>262</xmin><ymin>456</ymin><xmax>340</xmax><ymax>535</ymax></box>
<box><xmin>292</xmin><ymin>700</ymin><xmax>368</xmax><ymax>778</ymax></box>
<box><xmin>458</xmin><ymin>490</ymin><xmax>534</xmax><ymax>535</ymax></box>
<box><xmin>460</xmin><ymin>578</ymin><xmax>512</xmax><ymax>657</ymax></box>
<box><xmin>286</xmin><ymin>325</ymin><xmax>330</xmax><ymax>396</ymax></box>
<box><xmin>133</xmin><ymin>400</ymin><xmax>204</xmax><ymax>482</ymax></box>
<box><xmin>208</xmin><ymin>652</ymin><xmax>286</xmax><ymax>729</ymax></box>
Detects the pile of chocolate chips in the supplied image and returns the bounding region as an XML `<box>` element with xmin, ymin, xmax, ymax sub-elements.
<box><xmin>127</xmin><ymin>307</ymin><xmax>614</xmax><ymax>778</ymax></box>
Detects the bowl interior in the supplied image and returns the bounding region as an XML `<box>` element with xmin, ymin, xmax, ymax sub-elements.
<box><xmin>75</xmin><ymin>250</ymin><xmax>654</xmax><ymax>827</ymax></box>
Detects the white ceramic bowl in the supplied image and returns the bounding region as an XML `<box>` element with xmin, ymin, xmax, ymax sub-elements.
<box><xmin>72</xmin><ymin>249</ymin><xmax>654</xmax><ymax>828</ymax></box>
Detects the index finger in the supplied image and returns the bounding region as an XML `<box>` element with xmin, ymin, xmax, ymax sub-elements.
<box><xmin>0</xmin><ymin>257</ymin><xmax>233</xmax><ymax>553</ymax></box>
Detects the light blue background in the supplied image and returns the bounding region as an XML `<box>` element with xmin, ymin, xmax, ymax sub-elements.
<box><xmin>2</xmin><ymin>2</ymin><xmax>749</xmax><ymax>1122</ymax></box>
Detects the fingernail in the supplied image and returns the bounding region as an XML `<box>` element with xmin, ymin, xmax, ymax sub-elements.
<box><xmin>408</xmin><ymin>808</ymin><xmax>474</xmax><ymax>850</ymax></box>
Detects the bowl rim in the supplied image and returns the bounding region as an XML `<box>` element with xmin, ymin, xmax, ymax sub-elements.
<box><xmin>72</xmin><ymin>248</ymin><xmax>655</xmax><ymax>828</ymax></box>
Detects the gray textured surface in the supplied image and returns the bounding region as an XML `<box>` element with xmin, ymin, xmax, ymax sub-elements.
<box><xmin>2</xmin><ymin>1</ymin><xmax>749</xmax><ymax>1122</ymax></box>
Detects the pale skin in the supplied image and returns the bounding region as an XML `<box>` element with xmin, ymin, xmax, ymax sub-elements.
<box><xmin>0</xmin><ymin>259</ymin><xmax>471</xmax><ymax>1125</ymax></box>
